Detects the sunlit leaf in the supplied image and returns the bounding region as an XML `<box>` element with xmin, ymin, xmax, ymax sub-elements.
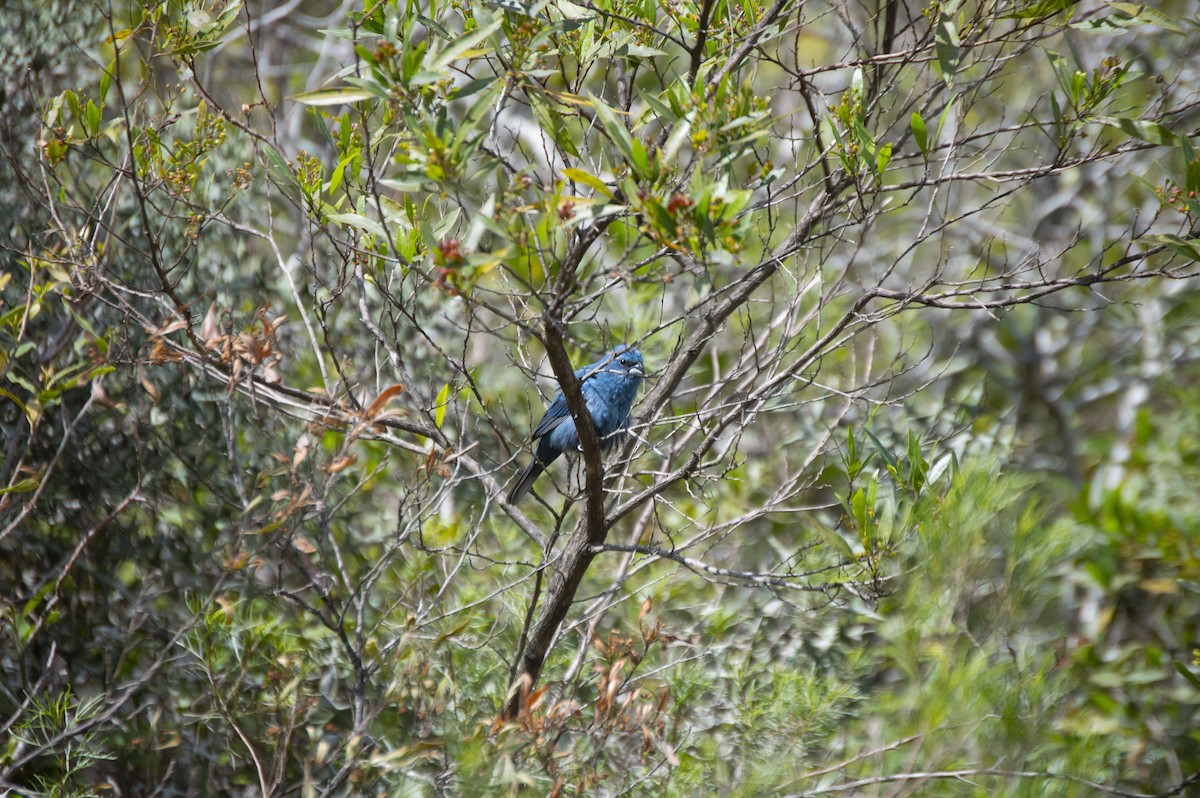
<box><xmin>935</xmin><ymin>17</ymin><xmax>960</xmax><ymax>84</ymax></box>
<box><xmin>434</xmin><ymin>382</ymin><xmax>450</xmax><ymax>428</ymax></box>
<box><xmin>0</xmin><ymin>478</ymin><xmax>39</xmax><ymax>496</ymax></box>
<box><xmin>430</xmin><ymin>19</ymin><xmax>501</xmax><ymax>70</ymax></box>
<box><xmin>911</xmin><ymin>112</ymin><xmax>929</xmax><ymax>160</ymax></box>
<box><xmin>292</xmin><ymin>87</ymin><xmax>377</xmax><ymax>106</ymax></box>
<box><xmin>561</xmin><ymin>168</ymin><xmax>614</xmax><ymax>198</ymax></box>
<box><xmin>328</xmin><ymin>212</ymin><xmax>387</xmax><ymax>239</ymax></box>
<box><xmin>1095</xmin><ymin>115</ymin><xmax>1179</xmax><ymax>146</ymax></box>
<box><xmin>1005</xmin><ymin>0</ymin><xmax>1075</xmax><ymax>19</ymax></box>
<box><xmin>1072</xmin><ymin>3</ymin><xmax>1184</xmax><ymax>33</ymax></box>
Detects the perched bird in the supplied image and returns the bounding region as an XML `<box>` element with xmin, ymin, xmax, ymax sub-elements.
<box><xmin>508</xmin><ymin>346</ymin><xmax>645</xmax><ymax>503</ymax></box>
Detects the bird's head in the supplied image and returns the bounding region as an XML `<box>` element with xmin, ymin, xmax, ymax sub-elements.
<box><xmin>610</xmin><ymin>346</ymin><xmax>645</xmax><ymax>380</ymax></box>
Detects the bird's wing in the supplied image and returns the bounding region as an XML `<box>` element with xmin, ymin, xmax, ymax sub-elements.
<box><xmin>530</xmin><ymin>392</ymin><xmax>571</xmax><ymax>440</ymax></box>
<box><xmin>529</xmin><ymin>361</ymin><xmax>605</xmax><ymax>440</ymax></box>
<box><xmin>583</xmin><ymin>379</ymin><xmax>616</xmax><ymax>436</ymax></box>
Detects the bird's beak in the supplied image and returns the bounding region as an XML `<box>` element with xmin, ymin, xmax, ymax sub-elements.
<box><xmin>631</xmin><ymin>364</ymin><xmax>645</xmax><ymax>377</ymax></box>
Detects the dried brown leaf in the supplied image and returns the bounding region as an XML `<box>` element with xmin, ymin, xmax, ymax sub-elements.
<box><xmin>292</xmin><ymin>434</ymin><xmax>311</xmax><ymax>468</ymax></box>
<box><xmin>292</xmin><ymin>536</ymin><xmax>317</xmax><ymax>554</ymax></box>
<box><xmin>200</xmin><ymin>302</ymin><xmax>220</xmax><ymax>343</ymax></box>
<box><xmin>325</xmin><ymin>454</ymin><xmax>358</xmax><ymax>474</ymax></box>
<box><xmin>527</xmin><ymin>685</ymin><xmax>549</xmax><ymax>712</ymax></box>
<box><xmin>140</xmin><ymin>372</ymin><xmax>160</xmax><ymax>403</ymax></box>
<box><xmin>366</xmin><ymin>384</ymin><xmax>406</xmax><ymax>419</ymax></box>
<box><xmin>262</xmin><ymin>360</ymin><xmax>282</xmax><ymax>384</ymax></box>
<box><xmin>148</xmin><ymin>317</ymin><xmax>188</xmax><ymax>336</ymax></box>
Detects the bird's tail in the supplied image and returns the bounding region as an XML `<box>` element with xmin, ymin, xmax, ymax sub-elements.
<box><xmin>507</xmin><ymin>459</ymin><xmax>544</xmax><ymax>503</ymax></box>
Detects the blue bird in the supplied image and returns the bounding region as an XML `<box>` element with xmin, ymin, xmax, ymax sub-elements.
<box><xmin>508</xmin><ymin>346</ymin><xmax>646</xmax><ymax>503</ymax></box>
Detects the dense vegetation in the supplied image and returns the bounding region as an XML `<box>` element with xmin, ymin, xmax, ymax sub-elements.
<box><xmin>2</xmin><ymin>0</ymin><xmax>1199</xmax><ymax>795</ymax></box>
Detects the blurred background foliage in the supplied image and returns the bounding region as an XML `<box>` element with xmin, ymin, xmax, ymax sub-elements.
<box><xmin>2</xmin><ymin>0</ymin><xmax>1199</xmax><ymax>796</ymax></box>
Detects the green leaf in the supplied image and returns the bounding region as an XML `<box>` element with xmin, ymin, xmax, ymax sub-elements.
<box><xmin>1095</xmin><ymin>116</ymin><xmax>1179</xmax><ymax>146</ymax></box>
<box><xmin>850</xmin><ymin>487</ymin><xmax>865</xmax><ymax>520</ymax></box>
<box><xmin>1072</xmin><ymin>3</ymin><xmax>1184</xmax><ymax>33</ymax></box>
<box><xmin>589</xmin><ymin>92</ymin><xmax>640</xmax><ymax>176</ymax></box>
<box><xmin>343</xmin><ymin>76</ymin><xmax>392</xmax><ymax>99</ymax></box>
<box><xmin>628</xmin><ymin>137</ymin><xmax>652</xmax><ymax>179</ymax></box>
<box><xmin>1176</xmin><ymin>661</ymin><xmax>1200</xmax><ymax>691</ymax></box>
<box><xmin>530</xmin><ymin>94</ymin><xmax>581</xmax><ymax>158</ymax></box>
<box><xmin>875</xmin><ymin>142</ymin><xmax>892</xmax><ymax>177</ymax></box>
<box><xmin>639</xmin><ymin>89</ymin><xmax>677</xmax><ymax>124</ymax></box>
<box><xmin>1006</xmin><ymin>0</ymin><xmax>1075</xmax><ymax>20</ymax></box>
<box><xmin>417</xmin><ymin>14</ymin><xmax>453</xmax><ymax>41</ymax></box>
<box><xmin>1141</xmin><ymin>234</ymin><xmax>1200</xmax><ymax>263</ymax></box>
<box><xmin>0</xmin><ymin>387</ymin><xmax>35</xmax><ymax>428</ymax></box>
<box><xmin>1186</xmin><ymin>156</ymin><xmax>1200</xmax><ymax>195</ymax></box>
<box><xmin>1049</xmin><ymin>88</ymin><xmax>1063</xmax><ymax>129</ymax></box>
<box><xmin>624</xmin><ymin>43</ymin><xmax>667</xmax><ymax>58</ymax></box>
<box><xmin>911</xmin><ymin>112</ymin><xmax>929</xmax><ymax>160</ymax></box>
<box><xmin>99</xmin><ymin>58</ymin><xmax>115</xmax><ymax>106</ymax></box>
<box><xmin>0</xmin><ymin>478</ymin><xmax>39</xmax><ymax>496</ymax></box>
<box><xmin>1109</xmin><ymin>2</ymin><xmax>1183</xmax><ymax>31</ymax></box>
<box><xmin>865</xmin><ymin>428</ymin><xmax>899</xmax><ymax>475</ymax></box>
<box><xmin>661</xmin><ymin>112</ymin><xmax>693</xmax><ymax>166</ymax></box>
<box><xmin>812</xmin><ymin>520</ymin><xmax>858</xmax><ymax>562</ymax></box>
<box><xmin>936</xmin><ymin>98</ymin><xmax>957</xmax><ymax>146</ymax></box>
<box><xmin>430</xmin><ymin>19</ymin><xmax>501</xmax><ymax>70</ymax></box>
<box><xmin>484</xmin><ymin>0</ymin><xmax>536</xmax><ymax>16</ymax></box>
<box><xmin>262</xmin><ymin>144</ymin><xmax>300</xmax><ymax>192</ymax></box>
<box><xmin>907</xmin><ymin>430</ymin><xmax>928</xmax><ymax>491</ymax></box>
<box><xmin>22</xmin><ymin>582</ymin><xmax>54</xmax><ymax>618</ymax></box>
<box><xmin>293</xmin><ymin>87</ymin><xmax>377</xmax><ymax>106</ymax></box>
<box><xmin>561</xmin><ymin>168</ymin><xmax>614</xmax><ymax>198</ymax></box>
<box><xmin>463</xmin><ymin>194</ymin><xmax>497</xmax><ymax>250</ymax></box>
<box><xmin>458</xmin><ymin>78</ymin><xmax>504</xmax><ymax>137</ymax></box>
<box><xmin>64</xmin><ymin>90</ymin><xmax>83</xmax><ymax>128</ymax></box>
<box><xmin>419</xmin><ymin>220</ymin><xmax>438</xmax><ymax>251</ymax></box>
<box><xmin>1179</xmin><ymin>135</ymin><xmax>1197</xmax><ymax>165</ymax></box>
<box><xmin>434</xmin><ymin>382</ymin><xmax>450</xmax><ymax>428</ymax></box>
<box><xmin>850</xmin><ymin>67</ymin><xmax>865</xmax><ymax>100</ymax></box>
<box><xmin>845</xmin><ymin>426</ymin><xmax>860</xmax><ymax>475</ymax></box>
<box><xmin>935</xmin><ymin>17</ymin><xmax>960</xmax><ymax>85</ymax></box>
<box><xmin>849</xmin><ymin>486</ymin><xmax>873</xmax><ymax>549</ymax></box>
<box><xmin>85</xmin><ymin>100</ymin><xmax>101</xmax><ymax>136</ymax></box>
<box><xmin>328</xmin><ymin>212</ymin><xmax>387</xmax><ymax>239</ymax></box>
<box><xmin>187</xmin><ymin>8</ymin><xmax>214</xmax><ymax>30</ymax></box>
<box><xmin>433</xmin><ymin>208</ymin><xmax>462</xmax><ymax>239</ymax></box>
<box><xmin>1069</xmin><ymin>70</ymin><xmax>1086</xmax><ymax>107</ymax></box>
<box><xmin>450</xmin><ymin>76</ymin><xmax>498</xmax><ymax>101</ymax></box>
